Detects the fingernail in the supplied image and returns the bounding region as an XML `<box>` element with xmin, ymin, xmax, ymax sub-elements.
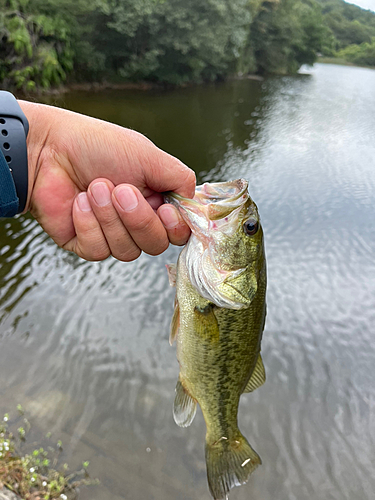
<box><xmin>77</xmin><ymin>192</ymin><xmax>92</xmax><ymax>212</ymax></box>
<box><xmin>161</xmin><ymin>206</ymin><xmax>180</xmax><ymax>229</ymax></box>
<box><xmin>91</xmin><ymin>182</ymin><xmax>111</xmax><ymax>207</ymax></box>
<box><xmin>115</xmin><ymin>186</ymin><xmax>138</xmax><ymax>211</ymax></box>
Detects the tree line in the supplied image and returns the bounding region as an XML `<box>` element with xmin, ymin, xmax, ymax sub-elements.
<box><xmin>0</xmin><ymin>0</ymin><xmax>374</xmax><ymax>92</ymax></box>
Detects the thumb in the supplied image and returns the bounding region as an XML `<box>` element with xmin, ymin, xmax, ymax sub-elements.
<box><xmin>141</xmin><ymin>142</ymin><xmax>196</xmax><ymax>199</ymax></box>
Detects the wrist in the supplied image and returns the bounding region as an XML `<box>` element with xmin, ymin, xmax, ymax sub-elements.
<box><xmin>17</xmin><ymin>100</ymin><xmax>52</xmax><ymax>213</ymax></box>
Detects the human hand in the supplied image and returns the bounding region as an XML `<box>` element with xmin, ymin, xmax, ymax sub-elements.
<box><xmin>19</xmin><ymin>101</ymin><xmax>195</xmax><ymax>261</ymax></box>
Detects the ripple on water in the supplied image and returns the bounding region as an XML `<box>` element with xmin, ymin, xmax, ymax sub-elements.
<box><xmin>1</xmin><ymin>64</ymin><xmax>375</xmax><ymax>500</ymax></box>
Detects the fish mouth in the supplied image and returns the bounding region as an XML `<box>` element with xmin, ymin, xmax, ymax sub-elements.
<box><xmin>194</xmin><ymin>179</ymin><xmax>248</xmax><ymax>206</ymax></box>
<box><xmin>164</xmin><ymin>179</ymin><xmax>249</xmax><ymax>227</ymax></box>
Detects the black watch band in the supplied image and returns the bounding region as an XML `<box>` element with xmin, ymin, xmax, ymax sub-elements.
<box><xmin>0</xmin><ymin>91</ymin><xmax>29</xmax><ymax>213</ymax></box>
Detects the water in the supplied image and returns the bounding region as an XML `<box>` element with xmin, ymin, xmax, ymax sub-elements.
<box><xmin>1</xmin><ymin>63</ymin><xmax>375</xmax><ymax>499</ymax></box>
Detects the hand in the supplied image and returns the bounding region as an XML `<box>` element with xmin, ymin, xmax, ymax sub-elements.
<box><xmin>19</xmin><ymin>101</ymin><xmax>195</xmax><ymax>261</ymax></box>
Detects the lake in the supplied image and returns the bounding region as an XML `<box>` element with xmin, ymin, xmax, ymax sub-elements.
<box><xmin>0</xmin><ymin>63</ymin><xmax>374</xmax><ymax>500</ymax></box>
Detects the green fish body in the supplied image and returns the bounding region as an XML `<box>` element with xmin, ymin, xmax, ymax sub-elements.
<box><xmin>166</xmin><ymin>179</ymin><xmax>266</xmax><ymax>500</ymax></box>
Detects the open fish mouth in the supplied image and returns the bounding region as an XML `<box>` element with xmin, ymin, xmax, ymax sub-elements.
<box><xmin>164</xmin><ymin>179</ymin><xmax>250</xmax><ymax>224</ymax></box>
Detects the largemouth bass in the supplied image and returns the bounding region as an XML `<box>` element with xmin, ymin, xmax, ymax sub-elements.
<box><xmin>165</xmin><ymin>179</ymin><xmax>267</xmax><ymax>500</ymax></box>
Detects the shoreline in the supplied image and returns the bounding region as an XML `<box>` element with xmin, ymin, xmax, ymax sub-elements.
<box><xmin>15</xmin><ymin>73</ymin><xmax>265</xmax><ymax>99</ymax></box>
<box><xmin>13</xmin><ymin>60</ymin><xmax>374</xmax><ymax>99</ymax></box>
<box><xmin>67</xmin><ymin>74</ymin><xmax>265</xmax><ymax>92</ymax></box>
<box><xmin>317</xmin><ymin>56</ymin><xmax>375</xmax><ymax>70</ymax></box>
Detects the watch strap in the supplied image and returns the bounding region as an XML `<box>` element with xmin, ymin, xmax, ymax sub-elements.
<box><xmin>0</xmin><ymin>91</ymin><xmax>29</xmax><ymax>214</ymax></box>
<box><xmin>0</xmin><ymin>148</ymin><xmax>19</xmax><ymax>217</ymax></box>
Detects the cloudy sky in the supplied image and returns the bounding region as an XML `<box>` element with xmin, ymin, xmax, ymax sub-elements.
<box><xmin>346</xmin><ymin>0</ymin><xmax>375</xmax><ymax>11</ymax></box>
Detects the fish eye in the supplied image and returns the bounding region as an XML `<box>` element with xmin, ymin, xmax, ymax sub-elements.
<box><xmin>243</xmin><ymin>219</ymin><xmax>259</xmax><ymax>236</ymax></box>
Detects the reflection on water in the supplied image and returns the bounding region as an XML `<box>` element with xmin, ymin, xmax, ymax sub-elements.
<box><xmin>1</xmin><ymin>64</ymin><xmax>375</xmax><ymax>499</ymax></box>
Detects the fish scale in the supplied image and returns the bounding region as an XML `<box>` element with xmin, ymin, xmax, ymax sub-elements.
<box><xmin>166</xmin><ymin>179</ymin><xmax>267</xmax><ymax>500</ymax></box>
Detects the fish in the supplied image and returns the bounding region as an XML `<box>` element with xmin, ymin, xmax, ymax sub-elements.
<box><xmin>165</xmin><ymin>179</ymin><xmax>267</xmax><ymax>500</ymax></box>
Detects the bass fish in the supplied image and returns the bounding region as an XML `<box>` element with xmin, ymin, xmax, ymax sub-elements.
<box><xmin>165</xmin><ymin>179</ymin><xmax>267</xmax><ymax>500</ymax></box>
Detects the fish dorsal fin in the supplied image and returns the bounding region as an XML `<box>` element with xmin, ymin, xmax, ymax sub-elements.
<box><xmin>173</xmin><ymin>377</ymin><xmax>197</xmax><ymax>427</ymax></box>
<box><xmin>243</xmin><ymin>354</ymin><xmax>266</xmax><ymax>393</ymax></box>
<box><xmin>169</xmin><ymin>299</ymin><xmax>180</xmax><ymax>346</ymax></box>
<box><xmin>166</xmin><ymin>263</ymin><xmax>177</xmax><ymax>287</ymax></box>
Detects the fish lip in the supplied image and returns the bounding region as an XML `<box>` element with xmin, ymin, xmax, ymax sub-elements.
<box><xmin>163</xmin><ymin>191</ymin><xmax>201</xmax><ymax>209</ymax></box>
<box><xmin>164</xmin><ymin>179</ymin><xmax>249</xmax><ymax>226</ymax></box>
<box><xmin>163</xmin><ymin>193</ymin><xmax>205</xmax><ymax>233</ymax></box>
<box><xmin>165</xmin><ymin>179</ymin><xmax>248</xmax><ymax>206</ymax></box>
<box><xmin>195</xmin><ymin>178</ymin><xmax>248</xmax><ymax>205</ymax></box>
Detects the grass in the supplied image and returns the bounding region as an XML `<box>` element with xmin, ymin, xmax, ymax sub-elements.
<box><xmin>0</xmin><ymin>406</ymin><xmax>98</xmax><ymax>500</ymax></box>
<box><xmin>317</xmin><ymin>56</ymin><xmax>375</xmax><ymax>70</ymax></box>
<box><xmin>317</xmin><ymin>56</ymin><xmax>355</xmax><ymax>66</ymax></box>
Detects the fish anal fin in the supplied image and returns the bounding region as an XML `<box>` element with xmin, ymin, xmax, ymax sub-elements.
<box><xmin>243</xmin><ymin>354</ymin><xmax>266</xmax><ymax>393</ymax></box>
<box><xmin>169</xmin><ymin>298</ymin><xmax>180</xmax><ymax>346</ymax></box>
<box><xmin>206</xmin><ymin>431</ymin><xmax>261</xmax><ymax>500</ymax></box>
<box><xmin>173</xmin><ymin>377</ymin><xmax>197</xmax><ymax>427</ymax></box>
<box><xmin>166</xmin><ymin>263</ymin><xmax>177</xmax><ymax>287</ymax></box>
<box><xmin>193</xmin><ymin>303</ymin><xmax>220</xmax><ymax>343</ymax></box>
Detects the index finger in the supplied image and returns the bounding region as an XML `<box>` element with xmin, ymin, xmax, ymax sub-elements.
<box><xmin>112</xmin><ymin>184</ymin><xmax>170</xmax><ymax>256</ymax></box>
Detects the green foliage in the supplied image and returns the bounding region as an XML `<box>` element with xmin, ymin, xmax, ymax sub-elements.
<box><xmin>0</xmin><ymin>407</ymin><xmax>98</xmax><ymax>499</ymax></box>
<box><xmin>337</xmin><ymin>37</ymin><xmax>375</xmax><ymax>66</ymax></box>
<box><xmin>0</xmin><ymin>0</ymin><xmax>76</xmax><ymax>91</ymax></box>
<box><xmin>248</xmin><ymin>0</ymin><xmax>327</xmax><ymax>74</ymax></box>
<box><xmin>316</xmin><ymin>0</ymin><xmax>375</xmax><ymax>50</ymax></box>
<box><xmin>1</xmin><ymin>0</ymin><xmax>375</xmax><ymax>90</ymax></box>
<box><xmin>93</xmin><ymin>0</ymin><xmax>252</xmax><ymax>84</ymax></box>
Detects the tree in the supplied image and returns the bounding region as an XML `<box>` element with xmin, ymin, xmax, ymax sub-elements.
<box><xmin>338</xmin><ymin>37</ymin><xmax>375</xmax><ymax>66</ymax></box>
<box><xmin>93</xmin><ymin>0</ymin><xmax>252</xmax><ymax>84</ymax></box>
<box><xmin>0</xmin><ymin>0</ymin><xmax>76</xmax><ymax>90</ymax></box>
<box><xmin>249</xmin><ymin>0</ymin><xmax>326</xmax><ymax>74</ymax></box>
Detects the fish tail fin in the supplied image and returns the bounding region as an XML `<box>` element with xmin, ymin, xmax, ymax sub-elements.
<box><xmin>205</xmin><ymin>431</ymin><xmax>261</xmax><ymax>500</ymax></box>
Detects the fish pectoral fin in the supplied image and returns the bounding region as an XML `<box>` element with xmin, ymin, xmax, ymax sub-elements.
<box><xmin>166</xmin><ymin>263</ymin><xmax>177</xmax><ymax>287</ymax></box>
<box><xmin>169</xmin><ymin>298</ymin><xmax>180</xmax><ymax>346</ymax></box>
<box><xmin>193</xmin><ymin>304</ymin><xmax>220</xmax><ymax>342</ymax></box>
<box><xmin>243</xmin><ymin>354</ymin><xmax>266</xmax><ymax>393</ymax></box>
<box><xmin>173</xmin><ymin>377</ymin><xmax>197</xmax><ymax>427</ymax></box>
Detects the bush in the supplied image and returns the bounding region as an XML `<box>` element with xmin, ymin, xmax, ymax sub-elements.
<box><xmin>337</xmin><ymin>37</ymin><xmax>375</xmax><ymax>66</ymax></box>
<box><xmin>0</xmin><ymin>0</ymin><xmax>75</xmax><ymax>91</ymax></box>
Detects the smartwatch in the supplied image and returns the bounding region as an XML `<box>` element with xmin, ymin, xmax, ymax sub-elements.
<box><xmin>0</xmin><ymin>91</ymin><xmax>29</xmax><ymax>216</ymax></box>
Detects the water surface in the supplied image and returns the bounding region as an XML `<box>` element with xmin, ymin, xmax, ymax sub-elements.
<box><xmin>1</xmin><ymin>64</ymin><xmax>374</xmax><ymax>500</ymax></box>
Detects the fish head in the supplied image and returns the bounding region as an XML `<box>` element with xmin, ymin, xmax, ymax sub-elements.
<box><xmin>165</xmin><ymin>179</ymin><xmax>265</xmax><ymax>309</ymax></box>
